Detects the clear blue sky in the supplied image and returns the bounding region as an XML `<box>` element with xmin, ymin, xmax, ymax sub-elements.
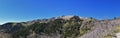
<box><xmin>0</xmin><ymin>0</ymin><xmax>120</xmax><ymax>24</ymax></box>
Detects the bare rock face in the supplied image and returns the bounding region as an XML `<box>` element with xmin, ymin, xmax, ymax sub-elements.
<box><xmin>80</xmin><ymin>19</ymin><xmax>120</xmax><ymax>38</ymax></box>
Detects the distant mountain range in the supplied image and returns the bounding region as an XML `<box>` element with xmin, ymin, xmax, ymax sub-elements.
<box><xmin>0</xmin><ymin>15</ymin><xmax>120</xmax><ymax>38</ymax></box>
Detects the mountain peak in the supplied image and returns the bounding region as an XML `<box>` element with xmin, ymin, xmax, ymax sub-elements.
<box><xmin>59</xmin><ymin>15</ymin><xmax>74</xmax><ymax>20</ymax></box>
<box><xmin>58</xmin><ymin>15</ymin><xmax>87</xmax><ymax>20</ymax></box>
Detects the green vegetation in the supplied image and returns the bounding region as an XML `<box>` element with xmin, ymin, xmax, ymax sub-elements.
<box><xmin>12</xmin><ymin>28</ymin><xmax>30</xmax><ymax>38</ymax></box>
<box><xmin>11</xmin><ymin>16</ymin><xmax>94</xmax><ymax>38</ymax></box>
<box><xmin>62</xmin><ymin>22</ymin><xmax>80</xmax><ymax>38</ymax></box>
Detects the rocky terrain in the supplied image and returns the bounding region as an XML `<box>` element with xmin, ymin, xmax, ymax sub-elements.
<box><xmin>0</xmin><ymin>15</ymin><xmax>120</xmax><ymax>38</ymax></box>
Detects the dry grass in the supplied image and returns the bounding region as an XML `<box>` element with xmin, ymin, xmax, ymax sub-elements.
<box><xmin>114</xmin><ymin>26</ymin><xmax>120</xmax><ymax>33</ymax></box>
<box><xmin>104</xmin><ymin>36</ymin><xmax>112</xmax><ymax>38</ymax></box>
<box><xmin>103</xmin><ymin>26</ymin><xmax>120</xmax><ymax>38</ymax></box>
<box><xmin>104</xmin><ymin>34</ymin><xmax>113</xmax><ymax>38</ymax></box>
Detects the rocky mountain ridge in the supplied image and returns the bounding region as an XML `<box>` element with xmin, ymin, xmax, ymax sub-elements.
<box><xmin>0</xmin><ymin>15</ymin><xmax>119</xmax><ymax>38</ymax></box>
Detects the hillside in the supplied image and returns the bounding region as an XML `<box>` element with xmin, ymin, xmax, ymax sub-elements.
<box><xmin>0</xmin><ymin>15</ymin><xmax>120</xmax><ymax>38</ymax></box>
